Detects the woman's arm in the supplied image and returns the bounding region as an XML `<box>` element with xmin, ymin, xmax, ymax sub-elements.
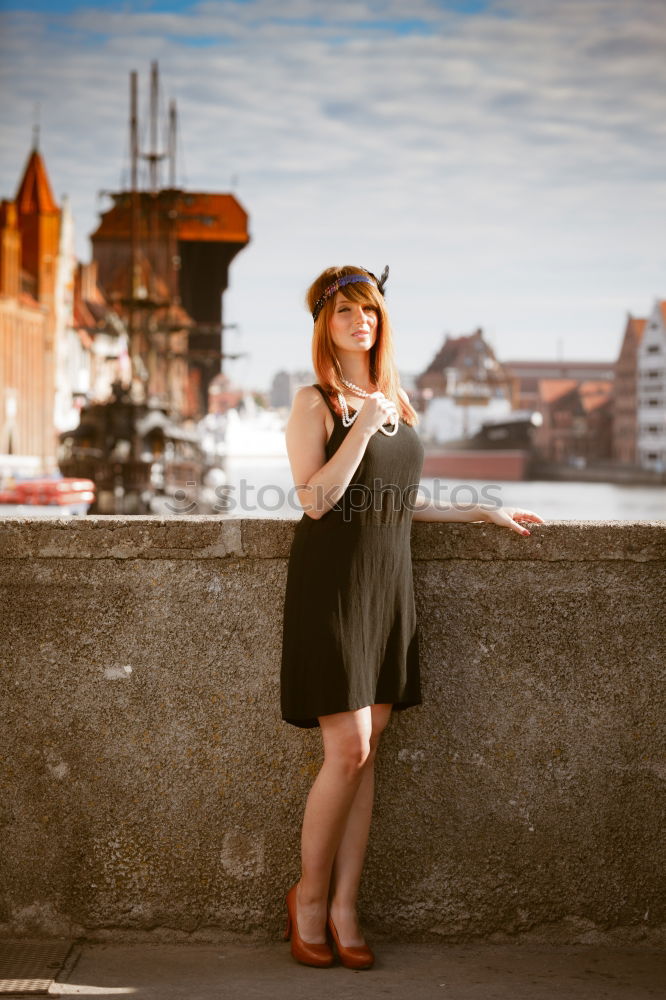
<box><xmin>411</xmin><ymin>491</ymin><xmax>543</xmax><ymax>536</ymax></box>
<box><xmin>401</xmin><ymin>389</ymin><xmax>542</xmax><ymax>536</ymax></box>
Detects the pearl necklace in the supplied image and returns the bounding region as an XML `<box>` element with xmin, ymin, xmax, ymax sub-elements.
<box><xmin>337</xmin><ymin>376</ymin><xmax>399</xmax><ymax>437</ymax></box>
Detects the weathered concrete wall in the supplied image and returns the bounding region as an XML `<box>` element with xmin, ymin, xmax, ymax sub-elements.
<box><xmin>1</xmin><ymin>517</ymin><xmax>665</xmax><ymax>945</ymax></box>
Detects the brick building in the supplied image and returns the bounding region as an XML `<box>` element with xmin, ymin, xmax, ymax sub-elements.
<box><xmin>417</xmin><ymin>329</ymin><xmax>518</xmax><ymax>405</ymax></box>
<box><xmin>637</xmin><ymin>300</ymin><xmax>666</xmax><ymax>472</ymax></box>
<box><xmin>612</xmin><ymin>314</ymin><xmax>646</xmax><ymax>465</ymax></box>
<box><xmin>504</xmin><ymin>360</ymin><xmax>615</xmax><ymax>412</ymax></box>
<box><xmin>0</xmin><ymin>146</ymin><xmax>60</xmax><ymax>473</ymax></box>
<box><xmin>533</xmin><ymin>379</ymin><xmax>613</xmax><ymax>465</ymax></box>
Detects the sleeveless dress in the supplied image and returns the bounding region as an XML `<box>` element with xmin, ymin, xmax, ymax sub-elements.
<box><xmin>280</xmin><ymin>384</ymin><xmax>426</xmax><ymax>728</ymax></box>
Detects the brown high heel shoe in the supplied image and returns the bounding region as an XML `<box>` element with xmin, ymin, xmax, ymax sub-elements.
<box><xmin>327</xmin><ymin>912</ymin><xmax>375</xmax><ymax>970</ymax></box>
<box><xmin>284</xmin><ymin>883</ymin><xmax>334</xmax><ymax>968</ymax></box>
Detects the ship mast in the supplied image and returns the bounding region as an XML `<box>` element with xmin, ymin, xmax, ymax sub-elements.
<box><xmin>168</xmin><ymin>99</ymin><xmax>177</xmax><ymax>189</ymax></box>
<box><xmin>148</xmin><ymin>60</ymin><xmax>162</xmax><ymax>193</ymax></box>
<box><xmin>128</xmin><ymin>68</ymin><xmax>143</xmax><ymax>399</ymax></box>
<box><xmin>166</xmin><ymin>97</ymin><xmax>181</xmax><ymax>305</ymax></box>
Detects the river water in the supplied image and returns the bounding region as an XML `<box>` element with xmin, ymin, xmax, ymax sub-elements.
<box><xmin>2</xmin><ymin>461</ymin><xmax>663</xmax><ymax>521</ymax></box>
<box><xmin>215</xmin><ymin>460</ymin><xmax>665</xmax><ymax>522</ymax></box>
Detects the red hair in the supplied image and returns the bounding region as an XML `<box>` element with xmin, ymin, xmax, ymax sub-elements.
<box><xmin>305</xmin><ymin>266</ymin><xmax>419</xmax><ymax>426</ymax></box>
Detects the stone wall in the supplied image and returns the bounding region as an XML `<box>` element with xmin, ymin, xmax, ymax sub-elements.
<box><xmin>1</xmin><ymin>517</ymin><xmax>664</xmax><ymax>944</ymax></box>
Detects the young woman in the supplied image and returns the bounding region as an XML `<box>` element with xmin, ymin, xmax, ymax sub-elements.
<box><xmin>280</xmin><ymin>265</ymin><xmax>543</xmax><ymax>970</ymax></box>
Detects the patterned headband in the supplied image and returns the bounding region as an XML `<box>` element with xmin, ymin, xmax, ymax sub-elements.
<box><xmin>312</xmin><ymin>266</ymin><xmax>389</xmax><ymax>322</ymax></box>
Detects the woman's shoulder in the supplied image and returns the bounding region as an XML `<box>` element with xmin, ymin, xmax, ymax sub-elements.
<box><xmin>292</xmin><ymin>384</ymin><xmax>327</xmax><ymax>408</ymax></box>
<box><xmin>286</xmin><ymin>385</ymin><xmax>334</xmax><ymax>447</ymax></box>
<box><xmin>289</xmin><ymin>384</ymin><xmax>335</xmax><ymax>420</ymax></box>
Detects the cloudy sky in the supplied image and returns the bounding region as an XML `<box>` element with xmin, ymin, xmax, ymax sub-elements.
<box><xmin>1</xmin><ymin>0</ymin><xmax>665</xmax><ymax>391</ymax></box>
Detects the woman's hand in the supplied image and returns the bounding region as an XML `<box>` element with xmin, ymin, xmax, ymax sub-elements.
<box><xmin>354</xmin><ymin>392</ymin><xmax>399</xmax><ymax>436</ymax></box>
<box><xmin>478</xmin><ymin>505</ymin><xmax>544</xmax><ymax>536</ymax></box>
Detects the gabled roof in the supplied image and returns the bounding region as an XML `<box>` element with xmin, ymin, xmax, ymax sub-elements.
<box><xmin>537</xmin><ymin>378</ymin><xmax>578</xmax><ymax>404</ymax></box>
<box><xmin>578</xmin><ymin>380</ymin><xmax>613</xmax><ymax>413</ymax></box>
<box><xmin>616</xmin><ymin>314</ymin><xmax>646</xmax><ymax>365</ymax></box>
<box><xmin>421</xmin><ymin>329</ymin><xmax>492</xmax><ymax>375</ymax></box>
<box><xmin>15</xmin><ymin>148</ymin><xmax>58</xmax><ymax>215</ymax></box>
<box><xmin>0</xmin><ymin>199</ymin><xmax>18</xmax><ymax>228</ymax></box>
<box><xmin>626</xmin><ymin>314</ymin><xmax>646</xmax><ymax>340</ymax></box>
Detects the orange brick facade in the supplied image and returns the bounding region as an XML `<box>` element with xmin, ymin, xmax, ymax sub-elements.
<box><xmin>612</xmin><ymin>315</ymin><xmax>645</xmax><ymax>465</ymax></box>
<box><xmin>0</xmin><ymin>294</ymin><xmax>48</xmax><ymax>463</ymax></box>
<box><xmin>0</xmin><ymin>151</ymin><xmax>60</xmax><ymax>471</ymax></box>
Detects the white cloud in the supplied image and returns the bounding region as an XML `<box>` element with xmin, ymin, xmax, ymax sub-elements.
<box><xmin>1</xmin><ymin>0</ymin><xmax>665</xmax><ymax>388</ymax></box>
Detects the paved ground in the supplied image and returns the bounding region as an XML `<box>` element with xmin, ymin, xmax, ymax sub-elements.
<box><xmin>42</xmin><ymin>941</ymin><xmax>666</xmax><ymax>999</ymax></box>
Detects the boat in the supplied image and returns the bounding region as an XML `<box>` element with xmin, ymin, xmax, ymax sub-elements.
<box><xmin>420</xmin><ymin>411</ymin><xmax>542</xmax><ymax>481</ymax></box>
<box><xmin>58</xmin><ymin>381</ymin><xmax>212</xmax><ymax>514</ymax></box>
<box><xmin>0</xmin><ymin>476</ymin><xmax>95</xmax><ymax>516</ymax></box>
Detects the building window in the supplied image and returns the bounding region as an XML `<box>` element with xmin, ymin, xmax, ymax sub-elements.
<box><xmin>648</xmin><ymin>399</ymin><xmax>659</xmax><ymax>407</ymax></box>
<box><xmin>648</xmin><ymin>344</ymin><xmax>661</xmax><ymax>353</ymax></box>
<box><xmin>647</xmin><ymin>452</ymin><xmax>659</xmax><ymax>461</ymax></box>
<box><xmin>648</xmin><ymin>426</ymin><xmax>659</xmax><ymax>433</ymax></box>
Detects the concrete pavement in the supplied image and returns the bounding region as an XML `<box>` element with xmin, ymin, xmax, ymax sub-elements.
<box><xmin>43</xmin><ymin>941</ymin><xmax>666</xmax><ymax>999</ymax></box>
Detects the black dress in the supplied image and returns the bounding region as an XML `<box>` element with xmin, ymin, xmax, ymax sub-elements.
<box><xmin>280</xmin><ymin>384</ymin><xmax>425</xmax><ymax>728</ymax></box>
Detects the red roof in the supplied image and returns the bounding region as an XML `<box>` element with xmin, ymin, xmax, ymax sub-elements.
<box><xmin>91</xmin><ymin>190</ymin><xmax>249</xmax><ymax>246</ymax></box>
<box><xmin>627</xmin><ymin>315</ymin><xmax>646</xmax><ymax>339</ymax></box>
<box><xmin>15</xmin><ymin>148</ymin><xmax>58</xmax><ymax>215</ymax></box>
<box><xmin>578</xmin><ymin>380</ymin><xmax>613</xmax><ymax>413</ymax></box>
<box><xmin>0</xmin><ymin>199</ymin><xmax>18</xmax><ymax>228</ymax></box>
<box><xmin>538</xmin><ymin>378</ymin><xmax>578</xmax><ymax>404</ymax></box>
<box><xmin>422</xmin><ymin>330</ymin><xmax>485</xmax><ymax>374</ymax></box>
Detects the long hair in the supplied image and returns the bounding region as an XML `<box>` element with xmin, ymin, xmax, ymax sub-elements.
<box><xmin>306</xmin><ymin>266</ymin><xmax>419</xmax><ymax>426</ymax></box>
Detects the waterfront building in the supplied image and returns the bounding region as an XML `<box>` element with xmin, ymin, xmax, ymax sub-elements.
<box><xmin>636</xmin><ymin>299</ymin><xmax>666</xmax><ymax>472</ymax></box>
<box><xmin>504</xmin><ymin>360</ymin><xmax>615</xmax><ymax>412</ymax></box>
<box><xmin>0</xmin><ymin>145</ymin><xmax>60</xmax><ymax>474</ymax></box>
<box><xmin>612</xmin><ymin>314</ymin><xmax>646</xmax><ymax>466</ymax></box>
<box><xmin>416</xmin><ymin>329</ymin><xmax>519</xmax><ymax>441</ymax></box>
<box><xmin>534</xmin><ymin>379</ymin><xmax>613</xmax><ymax>465</ymax></box>
<box><xmin>0</xmin><ymin>143</ymin><xmax>143</xmax><ymax>478</ymax></box>
<box><xmin>72</xmin><ymin>259</ymin><xmax>131</xmax><ymax>405</ymax></box>
<box><xmin>418</xmin><ymin>329</ymin><xmax>518</xmax><ymax>402</ymax></box>
<box><xmin>53</xmin><ymin>196</ymin><xmax>95</xmax><ymax>438</ymax></box>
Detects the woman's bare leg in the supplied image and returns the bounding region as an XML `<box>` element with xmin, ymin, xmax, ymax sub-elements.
<box><xmin>296</xmin><ymin>706</ymin><xmax>374</xmax><ymax>943</ymax></box>
<box><xmin>328</xmin><ymin>703</ymin><xmax>392</xmax><ymax>945</ymax></box>
<box><xmin>296</xmin><ymin>703</ymin><xmax>392</xmax><ymax>944</ymax></box>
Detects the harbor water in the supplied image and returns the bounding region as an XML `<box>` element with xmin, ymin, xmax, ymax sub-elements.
<box><xmin>203</xmin><ymin>460</ymin><xmax>666</xmax><ymax>522</ymax></box>
<box><xmin>2</xmin><ymin>461</ymin><xmax>663</xmax><ymax>521</ymax></box>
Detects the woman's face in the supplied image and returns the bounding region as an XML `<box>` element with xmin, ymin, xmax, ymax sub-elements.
<box><xmin>328</xmin><ymin>292</ymin><xmax>379</xmax><ymax>355</ymax></box>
